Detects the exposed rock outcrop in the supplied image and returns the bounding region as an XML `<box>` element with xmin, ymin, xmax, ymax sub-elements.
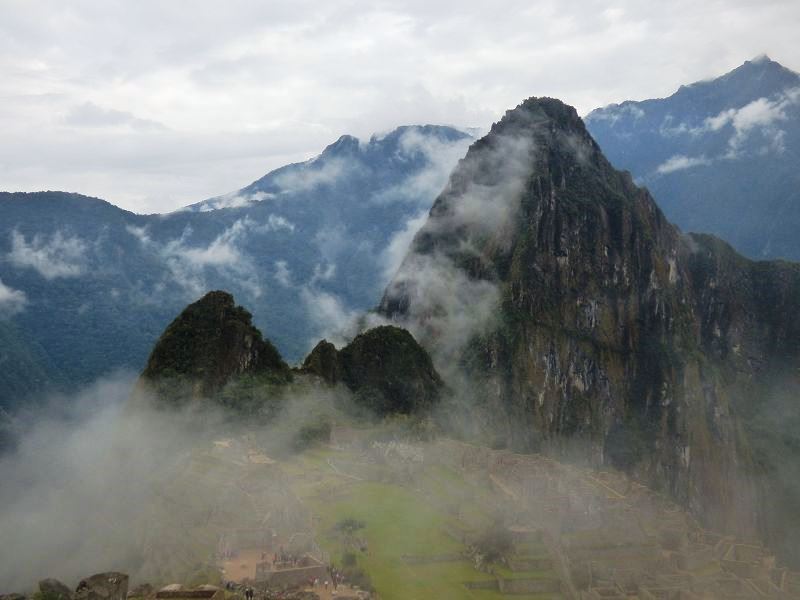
<box><xmin>379</xmin><ymin>97</ymin><xmax>800</xmax><ymax>564</ymax></box>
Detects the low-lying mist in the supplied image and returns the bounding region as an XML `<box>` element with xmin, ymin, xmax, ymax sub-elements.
<box><xmin>0</xmin><ymin>373</ymin><xmax>355</xmax><ymax>593</ymax></box>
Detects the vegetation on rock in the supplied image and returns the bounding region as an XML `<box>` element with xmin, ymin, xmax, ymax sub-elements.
<box><xmin>140</xmin><ymin>291</ymin><xmax>290</xmax><ymax>403</ymax></box>
<box><xmin>303</xmin><ymin>326</ymin><xmax>443</xmax><ymax>416</ymax></box>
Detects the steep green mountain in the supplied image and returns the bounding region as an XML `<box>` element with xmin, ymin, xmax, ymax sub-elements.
<box><xmin>586</xmin><ymin>56</ymin><xmax>800</xmax><ymax>260</ymax></box>
<box><xmin>304</xmin><ymin>325</ymin><xmax>443</xmax><ymax>416</ymax></box>
<box><xmin>138</xmin><ymin>291</ymin><xmax>440</xmax><ymax>418</ymax></box>
<box><xmin>380</xmin><ymin>97</ymin><xmax>800</xmax><ymax>565</ymax></box>
<box><xmin>140</xmin><ymin>291</ymin><xmax>291</xmax><ymax>400</ymax></box>
<box><xmin>0</xmin><ymin>126</ymin><xmax>471</xmax><ymax>409</ymax></box>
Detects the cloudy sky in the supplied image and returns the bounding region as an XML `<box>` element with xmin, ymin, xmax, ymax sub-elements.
<box><xmin>1</xmin><ymin>0</ymin><xmax>798</xmax><ymax>214</ymax></box>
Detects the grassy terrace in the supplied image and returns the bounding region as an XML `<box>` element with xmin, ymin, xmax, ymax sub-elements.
<box><xmin>284</xmin><ymin>448</ymin><xmax>563</xmax><ymax>600</ymax></box>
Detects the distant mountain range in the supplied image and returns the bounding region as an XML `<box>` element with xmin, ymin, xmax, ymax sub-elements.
<box><xmin>586</xmin><ymin>56</ymin><xmax>800</xmax><ymax>260</ymax></box>
<box><xmin>0</xmin><ymin>125</ymin><xmax>472</xmax><ymax>409</ymax></box>
<box><xmin>3</xmin><ymin>56</ymin><xmax>800</xmax><ymax>413</ymax></box>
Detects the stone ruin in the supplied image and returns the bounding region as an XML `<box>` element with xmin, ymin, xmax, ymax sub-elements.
<box><xmin>218</xmin><ymin>528</ymin><xmax>329</xmax><ymax>590</ymax></box>
<box><xmin>154</xmin><ymin>585</ymin><xmax>224</xmax><ymax>600</ymax></box>
<box><xmin>426</xmin><ymin>438</ymin><xmax>800</xmax><ymax>599</ymax></box>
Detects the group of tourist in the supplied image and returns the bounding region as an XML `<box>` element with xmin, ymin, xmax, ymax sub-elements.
<box><xmin>308</xmin><ymin>564</ymin><xmax>345</xmax><ymax>592</ymax></box>
<box><xmin>222</xmin><ymin>582</ymin><xmax>256</xmax><ymax>599</ymax></box>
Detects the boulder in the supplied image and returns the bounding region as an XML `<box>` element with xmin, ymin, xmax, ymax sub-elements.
<box><xmin>127</xmin><ymin>584</ymin><xmax>153</xmax><ymax>599</ymax></box>
<box><xmin>39</xmin><ymin>579</ymin><xmax>72</xmax><ymax>600</ymax></box>
<box><xmin>74</xmin><ymin>573</ymin><xmax>128</xmax><ymax>600</ymax></box>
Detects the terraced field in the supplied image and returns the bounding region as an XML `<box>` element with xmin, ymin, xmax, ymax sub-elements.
<box><xmin>284</xmin><ymin>447</ymin><xmax>564</xmax><ymax>600</ymax></box>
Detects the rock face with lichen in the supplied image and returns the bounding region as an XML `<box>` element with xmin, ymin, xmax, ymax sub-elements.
<box><xmin>379</xmin><ymin>97</ymin><xmax>800</xmax><ymax>565</ymax></box>
<box><xmin>303</xmin><ymin>326</ymin><xmax>443</xmax><ymax>416</ymax></box>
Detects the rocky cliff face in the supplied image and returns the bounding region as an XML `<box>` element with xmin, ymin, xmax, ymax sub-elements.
<box><xmin>379</xmin><ymin>97</ymin><xmax>800</xmax><ymax>563</ymax></box>
<box><xmin>140</xmin><ymin>290</ymin><xmax>290</xmax><ymax>400</ymax></box>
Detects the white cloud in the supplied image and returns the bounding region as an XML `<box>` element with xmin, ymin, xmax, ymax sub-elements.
<box><xmin>273</xmin><ymin>157</ymin><xmax>352</xmax><ymax>193</ymax></box>
<box><xmin>299</xmin><ymin>285</ymin><xmax>359</xmax><ymax>347</ymax></box>
<box><xmin>0</xmin><ymin>278</ymin><xmax>27</xmax><ymax>317</ymax></box>
<box><xmin>127</xmin><ymin>219</ymin><xmax>262</xmax><ymax>298</ymax></box>
<box><xmin>381</xmin><ymin>130</ymin><xmax>535</xmax><ymax>368</ymax></box>
<box><xmin>310</xmin><ymin>262</ymin><xmax>337</xmax><ymax>284</ymax></box>
<box><xmin>656</xmin><ymin>154</ymin><xmax>711</xmax><ymax>174</ymax></box>
<box><xmin>313</xmin><ymin>225</ymin><xmax>348</xmax><ymax>262</ymax></box>
<box><xmin>586</xmin><ymin>102</ymin><xmax>645</xmax><ymax>125</ymax></box>
<box><xmin>701</xmin><ymin>87</ymin><xmax>800</xmax><ymax>156</ymax></box>
<box><xmin>262</xmin><ymin>214</ymin><xmax>296</xmax><ymax>233</ymax></box>
<box><xmin>372</xmin><ymin>127</ymin><xmax>473</xmax><ymax>206</ymax></box>
<box><xmin>273</xmin><ymin>260</ymin><xmax>291</xmax><ymax>287</ymax></box>
<box><xmin>195</xmin><ymin>190</ymin><xmax>275</xmax><ymax>212</ymax></box>
<box><xmin>8</xmin><ymin>230</ymin><xmax>88</xmax><ymax>279</ymax></box>
<box><xmin>381</xmin><ymin>210</ymin><xmax>428</xmax><ymax>282</ymax></box>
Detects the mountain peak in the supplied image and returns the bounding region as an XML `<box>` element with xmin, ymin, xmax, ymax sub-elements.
<box><xmin>139</xmin><ymin>290</ymin><xmax>289</xmax><ymax>400</ymax></box>
<box><xmin>321</xmin><ymin>134</ymin><xmax>361</xmax><ymax>157</ymax></box>
<box><xmin>493</xmin><ymin>96</ymin><xmax>584</xmax><ymax>135</ymax></box>
<box><xmin>381</xmin><ymin>95</ymin><xmax>800</xmax><ymax>561</ymax></box>
<box><xmin>671</xmin><ymin>56</ymin><xmax>800</xmax><ymax>105</ymax></box>
<box><xmin>749</xmin><ymin>53</ymin><xmax>773</xmax><ymax>64</ymax></box>
<box><xmin>727</xmin><ymin>54</ymin><xmax>798</xmax><ymax>80</ymax></box>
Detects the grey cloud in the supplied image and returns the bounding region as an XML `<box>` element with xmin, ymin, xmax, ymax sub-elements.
<box><xmin>64</xmin><ymin>102</ymin><xmax>167</xmax><ymax>132</ymax></box>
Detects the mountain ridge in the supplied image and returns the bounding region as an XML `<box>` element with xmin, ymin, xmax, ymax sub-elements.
<box><xmin>586</xmin><ymin>56</ymin><xmax>800</xmax><ymax>261</ymax></box>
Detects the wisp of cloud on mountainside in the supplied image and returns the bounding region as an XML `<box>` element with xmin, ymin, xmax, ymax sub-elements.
<box><xmin>380</xmin><ymin>130</ymin><xmax>536</xmax><ymax>369</ymax></box>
